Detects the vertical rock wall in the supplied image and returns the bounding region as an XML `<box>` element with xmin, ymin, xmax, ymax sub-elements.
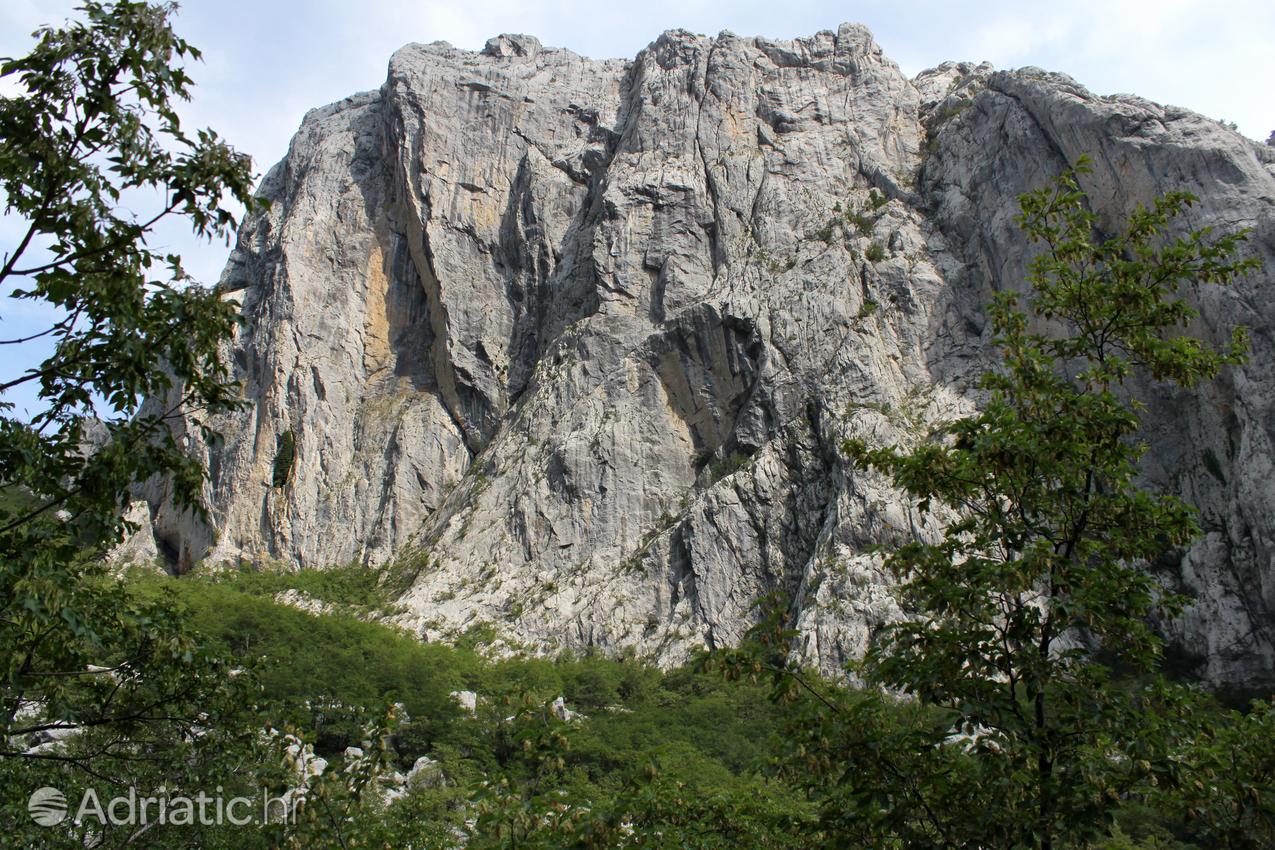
<box><xmin>141</xmin><ymin>27</ymin><xmax>1275</xmax><ymax>689</ymax></box>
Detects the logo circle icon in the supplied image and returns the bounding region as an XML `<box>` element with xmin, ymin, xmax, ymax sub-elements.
<box><xmin>29</xmin><ymin>786</ymin><xmax>67</xmax><ymax>826</ymax></box>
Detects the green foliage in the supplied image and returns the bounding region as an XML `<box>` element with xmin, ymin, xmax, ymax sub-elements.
<box><xmin>120</xmin><ymin>568</ymin><xmax>813</xmax><ymax>847</ymax></box>
<box><xmin>0</xmin><ymin>0</ymin><xmax>262</xmax><ymax>541</ymax></box>
<box><xmin>0</xmin><ymin>568</ymin><xmax>270</xmax><ymax>848</ymax></box>
<box><xmin>135</xmin><ymin>574</ymin><xmax>470</xmax><ymax>744</ymax></box>
<box><xmin>12</xmin><ymin>535</ymin><xmax>811</xmax><ymax>846</ymax></box>
<box><xmin>703</xmin><ymin>446</ymin><xmax>754</xmax><ymax>485</ymax></box>
<box><xmin>459</xmin><ymin>691</ymin><xmax>812</xmax><ymax>850</ymax></box>
<box><xmin>836</xmin><ymin>158</ymin><xmax>1261</xmax><ymax>848</ymax></box>
<box><xmin>818</xmin><ymin>191</ymin><xmax>889</xmax><ymax>245</ymax></box>
<box><xmin>848</xmin><ymin>210</ymin><xmax>877</xmax><ymax>235</ymax></box>
<box><xmin>0</xmin><ymin>0</ymin><xmax>261</xmax><ymax>809</ymax></box>
<box><xmin>865</xmin><ymin>240</ymin><xmax>887</xmax><ymax>262</ymax></box>
<box><xmin>1148</xmin><ymin>697</ymin><xmax>1275</xmax><ymax>848</ymax></box>
<box><xmin>814</xmin><ymin>220</ymin><xmax>837</xmax><ymax>243</ymax></box>
<box><xmin>272</xmin><ymin>428</ymin><xmax>296</xmax><ymax>487</ymax></box>
<box><xmin>197</xmin><ymin>558</ymin><xmax>405</xmax><ymax>610</ymax></box>
<box><xmin>156</xmin><ymin>566</ymin><xmax>787</xmax><ymax>764</ymax></box>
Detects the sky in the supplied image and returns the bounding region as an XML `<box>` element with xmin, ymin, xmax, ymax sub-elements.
<box><xmin>2</xmin><ymin>0</ymin><xmax>1272</xmax><ymax>415</ymax></box>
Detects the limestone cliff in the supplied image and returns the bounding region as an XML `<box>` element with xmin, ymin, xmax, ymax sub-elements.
<box><xmin>139</xmin><ymin>25</ymin><xmax>1275</xmax><ymax>689</ymax></box>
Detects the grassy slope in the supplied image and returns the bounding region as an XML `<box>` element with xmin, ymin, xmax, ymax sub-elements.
<box><xmin>133</xmin><ymin>566</ymin><xmax>787</xmax><ymax>790</ymax></box>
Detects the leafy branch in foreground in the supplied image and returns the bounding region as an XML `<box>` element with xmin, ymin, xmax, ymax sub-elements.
<box><xmin>1</xmin><ymin>0</ymin><xmax>261</xmax><ymax>796</ymax></box>
<box><xmin>838</xmin><ymin>158</ymin><xmax>1260</xmax><ymax>849</ymax></box>
<box><xmin>0</xmin><ymin>0</ymin><xmax>262</xmax><ymax>541</ymax></box>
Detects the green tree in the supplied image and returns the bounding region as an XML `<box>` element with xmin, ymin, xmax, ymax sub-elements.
<box><xmin>833</xmin><ymin>159</ymin><xmax>1257</xmax><ymax>849</ymax></box>
<box><xmin>0</xmin><ymin>0</ymin><xmax>257</xmax><ymax>539</ymax></box>
<box><xmin>0</xmin><ymin>0</ymin><xmax>259</xmax><ymax>798</ymax></box>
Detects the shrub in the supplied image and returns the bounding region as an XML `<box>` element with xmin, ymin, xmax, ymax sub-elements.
<box><xmin>272</xmin><ymin>429</ymin><xmax>296</xmax><ymax>487</ymax></box>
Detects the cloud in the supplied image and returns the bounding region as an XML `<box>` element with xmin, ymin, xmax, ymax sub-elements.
<box><xmin>946</xmin><ymin>0</ymin><xmax>1272</xmax><ymax>131</ymax></box>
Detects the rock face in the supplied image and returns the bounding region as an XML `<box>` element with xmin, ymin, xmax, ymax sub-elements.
<box><xmin>140</xmin><ymin>26</ymin><xmax>1275</xmax><ymax>690</ymax></box>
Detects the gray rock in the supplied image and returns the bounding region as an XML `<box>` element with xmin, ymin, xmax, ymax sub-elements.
<box><xmin>407</xmin><ymin>755</ymin><xmax>444</xmax><ymax>789</ymax></box>
<box><xmin>550</xmin><ymin>695</ymin><xmax>581</xmax><ymax>722</ymax></box>
<box><xmin>273</xmin><ymin>588</ymin><xmax>336</xmax><ymax>617</ymax></box>
<box><xmin>140</xmin><ymin>25</ymin><xmax>1275</xmax><ymax>690</ymax></box>
<box><xmin>450</xmin><ymin>690</ymin><xmax>478</xmax><ymax>713</ymax></box>
<box><xmin>109</xmin><ymin>500</ymin><xmax>161</xmax><ymax>568</ymax></box>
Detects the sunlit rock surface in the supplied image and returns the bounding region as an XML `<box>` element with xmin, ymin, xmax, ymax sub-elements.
<box><xmin>139</xmin><ymin>26</ymin><xmax>1275</xmax><ymax>690</ymax></box>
